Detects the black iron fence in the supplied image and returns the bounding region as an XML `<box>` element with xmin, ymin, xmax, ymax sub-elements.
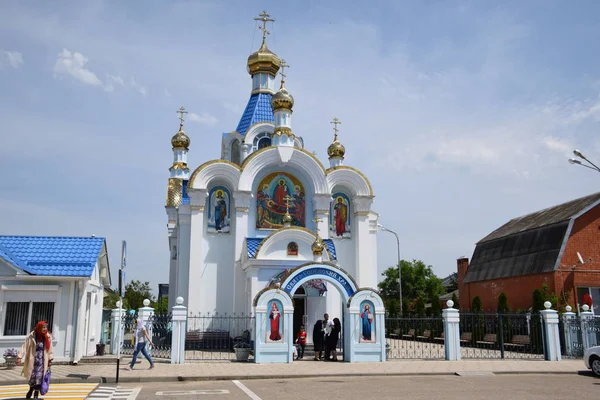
<box><xmin>459</xmin><ymin>313</ymin><xmax>544</xmax><ymax>359</ymax></box>
<box><xmin>120</xmin><ymin>313</ymin><xmax>172</xmax><ymax>359</ymax></box>
<box><xmin>185</xmin><ymin>313</ymin><xmax>255</xmax><ymax>361</ymax></box>
<box><xmin>385</xmin><ymin>317</ymin><xmax>445</xmax><ymax>359</ymax></box>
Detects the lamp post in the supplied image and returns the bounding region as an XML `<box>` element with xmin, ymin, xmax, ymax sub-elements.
<box><xmin>568</xmin><ymin>149</ymin><xmax>600</xmax><ymax>173</ymax></box>
<box><xmin>378</xmin><ymin>223</ymin><xmax>402</xmax><ymax>316</ymax></box>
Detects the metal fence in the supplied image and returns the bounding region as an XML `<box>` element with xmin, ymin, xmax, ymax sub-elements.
<box><xmin>385</xmin><ymin>317</ymin><xmax>445</xmax><ymax>359</ymax></box>
<box><xmin>120</xmin><ymin>313</ymin><xmax>172</xmax><ymax>359</ymax></box>
<box><xmin>560</xmin><ymin>315</ymin><xmax>600</xmax><ymax>359</ymax></box>
<box><xmin>459</xmin><ymin>313</ymin><xmax>544</xmax><ymax>359</ymax></box>
<box><xmin>185</xmin><ymin>313</ymin><xmax>255</xmax><ymax>361</ymax></box>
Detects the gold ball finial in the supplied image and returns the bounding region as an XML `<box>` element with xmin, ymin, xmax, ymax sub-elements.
<box><xmin>311</xmin><ymin>236</ymin><xmax>325</xmax><ymax>256</ymax></box>
<box><xmin>247</xmin><ymin>11</ymin><xmax>281</xmax><ymax>76</ymax></box>
<box><xmin>171</xmin><ymin>106</ymin><xmax>190</xmax><ymax>150</ymax></box>
<box><xmin>327</xmin><ymin>117</ymin><xmax>345</xmax><ymax>158</ymax></box>
<box><xmin>271</xmin><ymin>60</ymin><xmax>294</xmax><ymax>111</ymax></box>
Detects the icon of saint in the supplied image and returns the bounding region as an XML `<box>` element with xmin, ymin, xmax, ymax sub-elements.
<box><xmin>334</xmin><ymin>197</ymin><xmax>348</xmax><ymax>236</ymax></box>
<box><xmin>269</xmin><ymin>302</ymin><xmax>282</xmax><ymax>341</ymax></box>
<box><xmin>361</xmin><ymin>303</ymin><xmax>373</xmax><ymax>341</ymax></box>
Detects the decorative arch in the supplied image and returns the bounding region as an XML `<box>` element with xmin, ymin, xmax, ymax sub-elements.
<box><xmin>252</xmin><ymin>288</ymin><xmax>294</xmax><ymax>363</ymax></box>
<box><xmin>244</xmin><ymin>122</ymin><xmax>274</xmax><ymax>151</ymax></box>
<box><xmin>280</xmin><ymin>262</ymin><xmax>358</xmax><ymax>302</ymax></box>
<box><xmin>256</xmin><ymin>171</ymin><xmax>306</xmax><ymax>229</ymax></box>
<box><xmin>239</xmin><ymin>147</ymin><xmax>328</xmax><ymax>194</ymax></box>
<box><xmin>222</xmin><ymin>131</ymin><xmax>243</xmax><ymax>161</ymax></box>
<box><xmin>254</xmin><ymin>227</ymin><xmax>333</xmax><ymax>261</ymax></box>
<box><xmin>347</xmin><ymin>288</ymin><xmax>386</xmax><ymax>362</ymax></box>
<box><xmin>326</xmin><ymin>166</ymin><xmax>374</xmax><ymax>197</ymax></box>
<box><xmin>188</xmin><ymin>160</ymin><xmax>241</xmax><ymax>190</ymax></box>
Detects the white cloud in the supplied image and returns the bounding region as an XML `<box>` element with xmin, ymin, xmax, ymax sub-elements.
<box><xmin>53</xmin><ymin>49</ymin><xmax>104</xmax><ymax>87</ymax></box>
<box><xmin>0</xmin><ymin>50</ymin><xmax>24</xmax><ymax>69</ymax></box>
<box><xmin>130</xmin><ymin>77</ymin><xmax>146</xmax><ymax>96</ymax></box>
<box><xmin>543</xmin><ymin>136</ymin><xmax>572</xmax><ymax>153</ymax></box>
<box><xmin>164</xmin><ymin>89</ymin><xmax>172</xmax><ymax>98</ymax></box>
<box><xmin>188</xmin><ymin>112</ymin><xmax>218</xmax><ymax>126</ymax></box>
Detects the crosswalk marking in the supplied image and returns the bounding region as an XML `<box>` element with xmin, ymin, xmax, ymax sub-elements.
<box><xmin>87</xmin><ymin>386</ymin><xmax>140</xmax><ymax>400</ymax></box>
<box><xmin>0</xmin><ymin>383</ymin><xmax>98</xmax><ymax>399</ymax></box>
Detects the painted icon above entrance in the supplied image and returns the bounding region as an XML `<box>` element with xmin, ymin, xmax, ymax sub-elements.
<box><xmin>256</xmin><ymin>172</ymin><xmax>305</xmax><ymax>229</ymax></box>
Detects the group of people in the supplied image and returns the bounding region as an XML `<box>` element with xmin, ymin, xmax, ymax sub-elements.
<box><xmin>310</xmin><ymin>313</ymin><xmax>341</xmax><ymax>361</ymax></box>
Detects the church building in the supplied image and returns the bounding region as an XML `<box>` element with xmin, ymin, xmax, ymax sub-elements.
<box><xmin>164</xmin><ymin>12</ymin><xmax>379</xmax><ymax>345</ymax></box>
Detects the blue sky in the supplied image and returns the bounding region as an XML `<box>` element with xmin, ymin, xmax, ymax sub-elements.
<box><xmin>1</xmin><ymin>0</ymin><xmax>600</xmax><ymax>295</ymax></box>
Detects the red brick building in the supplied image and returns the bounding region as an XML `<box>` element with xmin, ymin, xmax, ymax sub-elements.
<box><xmin>458</xmin><ymin>192</ymin><xmax>600</xmax><ymax>313</ymax></box>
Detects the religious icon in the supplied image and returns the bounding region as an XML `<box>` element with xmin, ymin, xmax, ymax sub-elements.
<box><xmin>287</xmin><ymin>241</ymin><xmax>298</xmax><ymax>256</ymax></box>
<box><xmin>267</xmin><ymin>300</ymin><xmax>283</xmax><ymax>342</ymax></box>
<box><xmin>256</xmin><ymin>172</ymin><xmax>305</xmax><ymax>229</ymax></box>
<box><xmin>330</xmin><ymin>193</ymin><xmax>351</xmax><ymax>237</ymax></box>
<box><xmin>208</xmin><ymin>187</ymin><xmax>230</xmax><ymax>233</ymax></box>
<box><xmin>359</xmin><ymin>301</ymin><xmax>375</xmax><ymax>343</ymax></box>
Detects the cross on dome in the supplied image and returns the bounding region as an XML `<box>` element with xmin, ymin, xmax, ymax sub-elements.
<box><xmin>279</xmin><ymin>59</ymin><xmax>289</xmax><ymax>84</ymax></box>
<box><xmin>283</xmin><ymin>195</ymin><xmax>293</xmax><ymax>213</ymax></box>
<box><xmin>176</xmin><ymin>106</ymin><xmax>188</xmax><ymax>127</ymax></box>
<box><xmin>255</xmin><ymin>11</ymin><xmax>275</xmax><ymax>44</ymax></box>
<box><xmin>312</xmin><ymin>216</ymin><xmax>323</xmax><ymax>235</ymax></box>
<box><xmin>330</xmin><ymin>117</ymin><xmax>342</xmax><ymax>140</ymax></box>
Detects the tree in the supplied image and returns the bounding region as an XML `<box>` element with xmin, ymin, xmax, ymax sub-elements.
<box><xmin>378</xmin><ymin>259</ymin><xmax>445</xmax><ymax>316</ymax></box>
<box><xmin>125</xmin><ymin>280</ymin><xmax>155</xmax><ymax>311</ymax></box>
<box><xmin>103</xmin><ymin>288</ymin><xmax>129</xmax><ymax>310</ymax></box>
<box><xmin>446</xmin><ymin>272</ymin><xmax>459</xmax><ymax>293</ymax></box>
<box><xmin>451</xmin><ymin>292</ymin><xmax>460</xmax><ymax>310</ymax></box>
<box><xmin>532</xmin><ymin>288</ymin><xmax>545</xmax><ymax>313</ymax></box>
<box><xmin>471</xmin><ymin>296</ymin><xmax>482</xmax><ymax>313</ymax></box>
<box><xmin>154</xmin><ymin>297</ymin><xmax>169</xmax><ymax>314</ymax></box>
<box><xmin>497</xmin><ymin>292</ymin><xmax>510</xmax><ymax>313</ymax></box>
<box><xmin>430</xmin><ymin>293</ymin><xmax>442</xmax><ymax>316</ymax></box>
<box><xmin>414</xmin><ymin>296</ymin><xmax>426</xmax><ymax>316</ymax></box>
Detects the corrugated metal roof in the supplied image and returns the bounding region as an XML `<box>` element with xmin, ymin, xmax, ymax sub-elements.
<box><xmin>478</xmin><ymin>191</ymin><xmax>600</xmax><ymax>243</ymax></box>
<box><xmin>235</xmin><ymin>93</ymin><xmax>274</xmax><ymax>135</ymax></box>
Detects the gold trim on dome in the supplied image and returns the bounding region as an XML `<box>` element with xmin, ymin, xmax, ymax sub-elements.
<box><xmin>169</xmin><ymin>161</ymin><xmax>189</xmax><ymax>171</ymax></box>
<box><xmin>273</xmin><ymin>127</ymin><xmax>295</xmax><ymax>137</ymax></box>
<box><xmin>188</xmin><ymin>159</ymin><xmax>242</xmax><ymax>188</ymax></box>
<box><xmin>247</xmin><ymin>11</ymin><xmax>281</xmax><ymax>77</ymax></box>
<box><xmin>325</xmin><ymin>165</ymin><xmax>374</xmax><ymax>196</ymax></box>
<box><xmin>327</xmin><ymin>140</ymin><xmax>345</xmax><ymax>158</ymax></box>
<box><xmin>166</xmin><ymin>178</ymin><xmax>183</xmax><ymax>207</ymax></box>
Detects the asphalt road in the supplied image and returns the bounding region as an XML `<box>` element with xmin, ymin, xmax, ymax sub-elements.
<box><xmin>111</xmin><ymin>373</ymin><xmax>599</xmax><ymax>400</ymax></box>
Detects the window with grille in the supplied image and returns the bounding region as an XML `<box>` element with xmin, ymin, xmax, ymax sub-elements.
<box><xmin>3</xmin><ymin>302</ymin><xmax>55</xmax><ymax>336</ymax></box>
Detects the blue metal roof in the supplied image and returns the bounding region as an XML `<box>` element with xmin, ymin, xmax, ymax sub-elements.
<box><xmin>246</xmin><ymin>237</ymin><xmax>337</xmax><ymax>260</ymax></box>
<box><xmin>0</xmin><ymin>236</ymin><xmax>106</xmax><ymax>277</ymax></box>
<box><xmin>181</xmin><ymin>179</ymin><xmax>190</xmax><ymax>205</ymax></box>
<box><xmin>235</xmin><ymin>93</ymin><xmax>274</xmax><ymax>135</ymax></box>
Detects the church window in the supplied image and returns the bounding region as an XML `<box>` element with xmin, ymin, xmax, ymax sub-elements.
<box><xmin>256</xmin><ymin>172</ymin><xmax>305</xmax><ymax>229</ymax></box>
<box><xmin>330</xmin><ymin>192</ymin><xmax>351</xmax><ymax>238</ymax></box>
<box><xmin>231</xmin><ymin>139</ymin><xmax>241</xmax><ymax>165</ymax></box>
<box><xmin>253</xmin><ymin>132</ymin><xmax>272</xmax><ymax>151</ymax></box>
<box><xmin>208</xmin><ymin>186</ymin><xmax>231</xmax><ymax>233</ymax></box>
<box><xmin>287</xmin><ymin>241</ymin><xmax>298</xmax><ymax>256</ymax></box>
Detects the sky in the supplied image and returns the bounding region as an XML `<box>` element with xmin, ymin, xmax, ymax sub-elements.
<box><xmin>1</xmin><ymin>0</ymin><xmax>600</xmax><ymax>296</ymax></box>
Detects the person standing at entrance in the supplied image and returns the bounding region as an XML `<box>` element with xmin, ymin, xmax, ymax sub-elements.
<box><xmin>312</xmin><ymin>320</ymin><xmax>324</xmax><ymax>361</ymax></box>
<box><xmin>327</xmin><ymin>318</ymin><xmax>342</xmax><ymax>361</ymax></box>
<box><xmin>126</xmin><ymin>318</ymin><xmax>155</xmax><ymax>370</ymax></box>
<box><xmin>323</xmin><ymin>313</ymin><xmax>334</xmax><ymax>360</ymax></box>
<box><xmin>295</xmin><ymin>325</ymin><xmax>307</xmax><ymax>359</ymax></box>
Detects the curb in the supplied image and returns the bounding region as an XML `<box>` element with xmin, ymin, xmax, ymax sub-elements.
<box><xmin>0</xmin><ymin>370</ymin><xmax>586</xmax><ymax>386</ymax></box>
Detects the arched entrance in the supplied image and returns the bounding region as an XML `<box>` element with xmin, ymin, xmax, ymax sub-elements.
<box><xmin>253</xmin><ymin>262</ymin><xmax>385</xmax><ymax>363</ymax></box>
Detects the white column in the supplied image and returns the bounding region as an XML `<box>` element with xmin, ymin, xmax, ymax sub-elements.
<box><xmin>580</xmin><ymin>304</ymin><xmax>597</xmax><ymax>349</ymax></box>
<box><xmin>138</xmin><ymin>299</ymin><xmax>155</xmax><ymax>356</ymax></box>
<box><xmin>233</xmin><ymin>191</ymin><xmax>252</xmax><ymax>313</ymax></box>
<box><xmin>110</xmin><ymin>305</ymin><xmax>125</xmax><ymax>355</ymax></box>
<box><xmin>248</xmin><ymin>269</ymin><xmax>260</xmax><ymax>315</ymax></box>
<box><xmin>312</xmin><ymin>194</ymin><xmax>331</xmax><ymax>239</ymax></box>
<box><xmin>562</xmin><ymin>306</ymin><xmax>580</xmax><ymax>357</ymax></box>
<box><xmin>442</xmin><ymin>300</ymin><xmax>460</xmax><ymax>360</ymax></box>
<box><xmin>170</xmin><ymin>296</ymin><xmax>187</xmax><ymax>364</ymax></box>
<box><xmin>540</xmin><ymin>301</ymin><xmax>561</xmax><ymax>361</ymax></box>
<box><xmin>186</xmin><ymin>189</ymin><xmax>208</xmax><ymax>312</ymax></box>
<box><xmin>352</xmin><ymin>196</ymin><xmax>374</xmax><ymax>287</ymax></box>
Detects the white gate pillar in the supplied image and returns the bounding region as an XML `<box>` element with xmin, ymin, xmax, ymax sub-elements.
<box><xmin>580</xmin><ymin>304</ymin><xmax>597</xmax><ymax>349</ymax></box>
<box><xmin>540</xmin><ymin>301</ymin><xmax>561</xmax><ymax>361</ymax></box>
<box><xmin>443</xmin><ymin>300</ymin><xmax>461</xmax><ymax>360</ymax></box>
<box><xmin>170</xmin><ymin>296</ymin><xmax>187</xmax><ymax>364</ymax></box>
<box><xmin>110</xmin><ymin>303</ymin><xmax>125</xmax><ymax>355</ymax></box>
<box><xmin>138</xmin><ymin>299</ymin><xmax>155</xmax><ymax>356</ymax></box>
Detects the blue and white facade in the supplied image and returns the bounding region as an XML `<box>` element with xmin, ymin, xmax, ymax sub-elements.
<box><xmin>165</xmin><ymin>16</ymin><xmax>380</xmax><ymax>349</ymax></box>
<box><xmin>0</xmin><ymin>236</ymin><xmax>111</xmax><ymax>363</ymax></box>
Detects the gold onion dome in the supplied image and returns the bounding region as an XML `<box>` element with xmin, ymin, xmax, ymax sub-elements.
<box><xmin>271</xmin><ymin>84</ymin><xmax>294</xmax><ymax>111</ymax></box>
<box><xmin>327</xmin><ymin>135</ymin><xmax>345</xmax><ymax>158</ymax></box>
<box><xmin>311</xmin><ymin>236</ymin><xmax>325</xmax><ymax>255</ymax></box>
<box><xmin>282</xmin><ymin>212</ymin><xmax>293</xmax><ymax>225</ymax></box>
<box><xmin>171</xmin><ymin>125</ymin><xmax>190</xmax><ymax>150</ymax></box>
<box><xmin>247</xmin><ymin>41</ymin><xmax>281</xmax><ymax>76</ymax></box>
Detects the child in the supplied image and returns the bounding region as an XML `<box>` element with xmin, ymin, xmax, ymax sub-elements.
<box><xmin>295</xmin><ymin>325</ymin><xmax>307</xmax><ymax>360</ymax></box>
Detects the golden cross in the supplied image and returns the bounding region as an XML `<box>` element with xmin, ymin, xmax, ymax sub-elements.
<box><xmin>312</xmin><ymin>216</ymin><xmax>323</xmax><ymax>234</ymax></box>
<box><xmin>254</xmin><ymin>11</ymin><xmax>275</xmax><ymax>43</ymax></box>
<box><xmin>283</xmin><ymin>195</ymin><xmax>293</xmax><ymax>214</ymax></box>
<box><xmin>279</xmin><ymin>59</ymin><xmax>289</xmax><ymax>82</ymax></box>
<box><xmin>176</xmin><ymin>106</ymin><xmax>188</xmax><ymax>126</ymax></box>
<box><xmin>330</xmin><ymin>117</ymin><xmax>342</xmax><ymax>140</ymax></box>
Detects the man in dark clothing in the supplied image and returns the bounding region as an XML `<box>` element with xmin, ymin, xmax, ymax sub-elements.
<box><xmin>312</xmin><ymin>320</ymin><xmax>324</xmax><ymax>360</ymax></box>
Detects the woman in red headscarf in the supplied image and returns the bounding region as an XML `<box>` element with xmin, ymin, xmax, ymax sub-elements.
<box><xmin>17</xmin><ymin>321</ymin><xmax>53</xmax><ymax>399</ymax></box>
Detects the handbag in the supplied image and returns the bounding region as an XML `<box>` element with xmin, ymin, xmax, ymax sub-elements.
<box><xmin>40</xmin><ymin>368</ymin><xmax>51</xmax><ymax>395</ymax></box>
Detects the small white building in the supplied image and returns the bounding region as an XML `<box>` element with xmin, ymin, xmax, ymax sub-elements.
<box><xmin>0</xmin><ymin>235</ymin><xmax>111</xmax><ymax>363</ymax></box>
<box><xmin>165</xmin><ymin>13</ymin><xmax>379</xmax><ymax>344</ymax></box>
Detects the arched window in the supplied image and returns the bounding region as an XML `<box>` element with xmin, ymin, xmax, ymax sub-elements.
<box><xmin>287</xmin><ymin>241</ymin><xmax>298</xmax><ymax>256</ymax></box>
<box><xmin>253</xmin><ymin>132</ymin><xmax>272</xmax><ymax>151</ymax></box>
<box><xmin>231</xmin><ymin>139</ymin><xmax>241</xmax><ymax>165</ymax></box>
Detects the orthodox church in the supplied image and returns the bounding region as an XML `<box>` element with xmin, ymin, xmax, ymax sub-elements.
<box><xmin>165</xmin><ymin>12</ymin><xmax>379</xmax><ymax>344</ymax></box>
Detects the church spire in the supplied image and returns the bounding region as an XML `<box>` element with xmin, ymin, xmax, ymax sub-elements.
<box><xmin>271</xmin><ymin>60</ymin><xmax>295</xmax><ymax>147</ymax></box>
<box><xmin>166</xmin><ymin>107</ymin><xmax>191</xmax><ymax>207</ymax></box>
<box><xmin>247</xmin><ymin>11</ymin><xmax>281</xmax><ymax>93</ymax></box>
<box><xmin>327</xmin><ymin>117</ymin><xmax>346</xmax><ymax>167</ymax></box>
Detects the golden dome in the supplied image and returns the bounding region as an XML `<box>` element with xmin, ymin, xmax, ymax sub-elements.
<box><xmin>327</xmin><ymin>135</ymin><xmax>345</xmax><ymax>158</ymax></box>
<box><xmin>171</xmin><ymin>126</ymin><xmax>190</xmax><ymax>150</ymax></box>
<box><xmin>247</xmin><ymin>41</ymin><xmax>281</xmax><ymax>77</ymax></box>
<box><xmin>282</xmin><ymin>212</ymin><xmax>293</xmax><ymax>225</ymax></box>
<box><xmin>271</xmin><ymin>84</ymin><xmax>294</xmax><ymax>111</ymax></box>
<box><xmin>311</xmin><ymin>236</ymin><xmax>325</xmax><ymax>256</ymax></box>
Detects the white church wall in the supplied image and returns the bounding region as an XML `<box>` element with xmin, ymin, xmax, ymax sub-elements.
<box><xmin>331</xmin><ymin>238</ymin><xmax>356</xmax><ymax>284</ymax></box>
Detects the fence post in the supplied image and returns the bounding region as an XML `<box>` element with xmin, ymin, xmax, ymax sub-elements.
<box><xmin>580</xmin><ymin>304</ymin><xmax>597</xmax><ymax>349</ymax></box>
<box><xmin>540</xmin><ymin>301</ymin><xmax>561</xmax><ymax>361</ymax></box>
<box><xmin>562</xmin><ymin>305</ymin><xmax>577</xmax><ymax>356</ymax></box>
<box><xmin>170</xmin><ymin>296</ymin><xmax>187</xmax><ymax>364</ymax></box>
<box><xmin>138</xmin><ymin>299</ymin><xmax>155</xmax><ymax>356</ymax></box>
<box><xmin>111</xmin><ymin>303</ymin><xmax>125</xmax><ymax>355</ymax></box>
<box><xmin>443</xmin><ymin>300</ymin><xmax>460</xmax><ymax>361</ymax></box>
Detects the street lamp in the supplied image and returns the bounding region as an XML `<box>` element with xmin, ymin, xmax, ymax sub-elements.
<box><xmin>378</xmin><ymin>223</ymin><xmax>402</xmax><ymax>316</ymax></box>
<box><xmin>568</xmin><ymin>149</ymin><xmax>600</xmax><ymax>173</ymax></box>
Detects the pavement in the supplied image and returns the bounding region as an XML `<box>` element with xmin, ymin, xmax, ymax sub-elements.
<box><xmin>0</xmin><ymin>358</ymin><xmax>587</xmax><ymax>386</ymax></box>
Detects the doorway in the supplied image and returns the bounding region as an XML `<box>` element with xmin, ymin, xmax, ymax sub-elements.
<box><xmin>293</xmin><ymin>286</ymin><xmax>306</xmax><ymax>342</ymax></box>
